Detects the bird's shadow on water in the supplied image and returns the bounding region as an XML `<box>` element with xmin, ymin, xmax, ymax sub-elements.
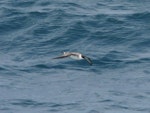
<box><xmin>51</xmin><ymin>60</ymin><xmax>91</xmax><ymax>70</ymax></box>
<box><xmin>48</xmin><ymin>59</ymin><xmax>102</xmax><ymax>74</ymax></box>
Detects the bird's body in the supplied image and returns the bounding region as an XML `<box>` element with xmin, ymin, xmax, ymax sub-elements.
<box><xmin>53</xmin><ymin>52</ymin><xmax>92</xmax><ymax>65</ymax></box>
<box><xmin>64</xmin><ymin>52</ymin><xmax>83</xmax><ymax>60</ymax></box>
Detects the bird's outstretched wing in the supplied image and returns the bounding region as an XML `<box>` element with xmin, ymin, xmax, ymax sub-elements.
<box><xmin>52</xmin><ymin>55</ymin><xmax>70</xmax><ymax>59</ymax></box>
<box><xmin>82</xmin><ymin>56</ymin><xmax>93</xmax><ymax>65</ymax></box>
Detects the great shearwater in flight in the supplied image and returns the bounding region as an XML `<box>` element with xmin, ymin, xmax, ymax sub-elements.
<box><xmin>53</xmin><ymin>52</ymin><xmax>93</xmax><ymax>65</ymax></box>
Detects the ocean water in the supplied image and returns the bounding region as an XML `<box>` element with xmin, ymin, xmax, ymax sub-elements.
<box><xmin>0</xmin><ymin>0</ymin><xmax>150</xmax><ymax>113</ymax></box>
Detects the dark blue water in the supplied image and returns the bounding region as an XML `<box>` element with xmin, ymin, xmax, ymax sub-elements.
<box><xmin>0</xmin><ymin>0</ymin><xmax>150</xmax><ymax>113</ymax></box>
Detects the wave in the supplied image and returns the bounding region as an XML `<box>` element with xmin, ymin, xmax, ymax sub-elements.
<box><xmin>126</xmin><ymin>11</ymin><xmax>150</xmax><ymax>21</ymax></box>
<box><xmin>0</xmin><ymin>66</ymin><xmax>7</xmax><ymax>71</ymax></box>
<box><xmin>10</xmin><ymin>99</ymin><xmax>79</xmax><ymax>109</ymax></box>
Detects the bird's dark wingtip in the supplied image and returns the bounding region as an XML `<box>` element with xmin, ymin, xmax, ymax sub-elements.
<box><xmin>82</xmin><ymin>55</ymin><xmax>93</xmax><ymax>66</ymax></box>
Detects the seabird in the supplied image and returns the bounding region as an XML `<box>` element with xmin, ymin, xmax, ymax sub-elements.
<box><xmin>53</xmin><ymin>52</ymin><xmax>93</xmax><ymax>65</ymax></box>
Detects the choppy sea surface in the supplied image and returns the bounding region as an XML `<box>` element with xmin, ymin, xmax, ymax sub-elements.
<box><xmin>0</xmin><ymin>0</ymin><xmax>150</xmax><ymax>113</ymax></box>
